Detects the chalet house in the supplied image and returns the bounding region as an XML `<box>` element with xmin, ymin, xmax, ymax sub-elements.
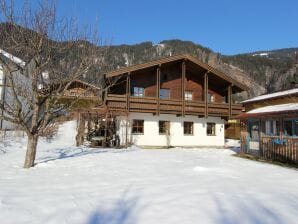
<box><xmin>239</xmin><ymin>88</ymin><xmax>298</xmax><ymax>164</ymax></box>
<box><xmin>100</xmin><ymin>54</ymin><xmax>247</xmax><ymax>147</ymax></box>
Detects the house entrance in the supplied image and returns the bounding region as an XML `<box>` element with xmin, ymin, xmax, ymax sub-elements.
<box><xmin>247</xmin><ymin>120</ymin><xmax>260</xmax><ymax>152</ymax></box>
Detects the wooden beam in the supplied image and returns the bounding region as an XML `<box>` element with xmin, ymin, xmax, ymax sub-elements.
<box><xmin>204</xmin><ymin>72</ymin><xmax>209</xmax><ymax>118</ymax></box>
<box><xmin>228</xmin><ymin>85</ymin><xmax>232</xmax><ymax>119</ymax></box>
<box><xmin>182</xmin><ymin>61</ymin><xmax>186</xmax><ymax>117</ymax></box>
<box><xmin>156</xmin><ymin>66</ymin><xmax>161</xmax><ymax>115</ymax></box>
<box><xmin>126</xmin><ymin>73</ymin><xmax>131</xmax><ymax>112</ymax></box>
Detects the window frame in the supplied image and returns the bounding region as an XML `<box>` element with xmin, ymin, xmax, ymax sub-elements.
<box><xmin>132</xmin><ymin>119</ymin><xmax>144</xmax><ymax>134</ymax></box>
<box><xmin>263</xmin><ymin>120</ymin><xmax>280</xmax><ymax>136</ymax></box>
<box><xmin>160</xmin><ymin>88</ymin><xmax>170</xmax><ymax>99</ymax></box>
<box><xmin>184</xmin><ymin>121</ymin><xmax>194</xmax><ymax>135</ymax></box>
<box><xmin>283</xmin><ymin>119</ymin><xmax>298</xmax><ymax>137</ymax></box>
<box><xmin>159</xmin><ymin>120</ymin><xmax>170</xmax><ymax>135</ymax></box>
<box><xmin>206</xmin><ymin>122</ymin><xmax>216</xmax><ymax>136</ymax></box>
<box><xmin>184</xmin><ymin>90</ymin><xmax>193</xmax><ymax>101</ymax></box>
<box><xmin>132</xmin><ymin>87</ymin><xmax>144</xmax><ymax>97</ymax></box>
<box><xmin>208</xmin><ymin>92</ymin><xmax>215</xmax><ymax>103</ymax></box>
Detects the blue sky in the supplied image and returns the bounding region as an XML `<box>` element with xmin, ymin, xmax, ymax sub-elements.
<box><xmin>18</xmin><ymin>0</ymin><xmax>298</xmax><ymax>55</ymax></box>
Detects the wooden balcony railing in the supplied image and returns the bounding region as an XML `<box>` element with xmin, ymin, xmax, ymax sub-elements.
<box><xmin>106</xmin><ymin>94</ymin><xmax>244</xmax><ymax>118</ymax></box>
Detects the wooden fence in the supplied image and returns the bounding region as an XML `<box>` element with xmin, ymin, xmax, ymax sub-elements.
<box><xmin>260</xmin><ymin>138</ymin><xmax>298</xmax><ymax>164</ymax></box>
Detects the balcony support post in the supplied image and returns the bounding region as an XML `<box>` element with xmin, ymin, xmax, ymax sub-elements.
<box><xmin>156</xmin><ymin>65</ymin><xmax>161</xmax><ymax>115</ymax></box>
<box><xmin>228</xmin><ymin>84</ymin><xmax>232</xmax><ymax>119</ymax></box>
<box><xmin>126</xmin><ymin>72</ymin><xmax>131</xmax><ymax>112</ymax></box>
<box><xmin>204</xmin><ymin>72</ymin><xmax>209</xmax><ymax>118</ymax></box>
<box><xmin>182</xmin><ymin>60</ymin><xmax>186</xmax><ymax>117</ymax></box>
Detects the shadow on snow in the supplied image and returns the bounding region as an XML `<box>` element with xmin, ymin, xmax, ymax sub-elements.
<box><xmin>37</xmin><ymin>147</ymin><xmax>137</xmax><ymax>164</ymax></box>
<box><xmin>87</xmin><ymin>190</ymin><xmax>140</xmax><ymax>224</ymax></box>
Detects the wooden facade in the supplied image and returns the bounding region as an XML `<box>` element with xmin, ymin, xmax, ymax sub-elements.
<box><xmin>104</xmin><ymin>54</ymin><xmax>247</xmax><ymax>119</ymax></box>
<box><xmin>239</xmin><ymin>88</ymin><xmax>298</xmax><ymax>164</ymax></box>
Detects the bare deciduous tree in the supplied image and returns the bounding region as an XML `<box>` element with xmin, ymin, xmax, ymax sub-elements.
<box><xmin>0</xmin><ymin>0</ymin><xmax>105</xmax><ymax>168</ymax></box>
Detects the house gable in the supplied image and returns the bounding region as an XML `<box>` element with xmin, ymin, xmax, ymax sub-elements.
<box><xmin>105</xmin><ymin>54</ymin><xmax>248</xmax><ymax>93</ymax></box>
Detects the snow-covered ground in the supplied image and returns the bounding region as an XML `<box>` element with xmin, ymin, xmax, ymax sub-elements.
<box><xmin>0</xmin><ymin>121</ymin><xmax>298</xmax><ymax>224</ymax></box>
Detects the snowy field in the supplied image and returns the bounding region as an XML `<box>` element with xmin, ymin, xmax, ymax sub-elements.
<box><xmin>0</xmin><ymin>122</ymin><xmax>298</xmax><ymax>224</ymax></box>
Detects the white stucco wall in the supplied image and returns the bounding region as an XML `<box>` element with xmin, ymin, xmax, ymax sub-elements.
<box><xmin>117</xmin><ymin>112</ymin><xmax>225</xmax><ymax>147</ymax></box>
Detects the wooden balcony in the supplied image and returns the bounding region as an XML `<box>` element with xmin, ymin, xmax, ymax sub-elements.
<box><xmin>106</xmin><ymin>94</ymin><xmax>244</xmax><ymax>118</ymax></box>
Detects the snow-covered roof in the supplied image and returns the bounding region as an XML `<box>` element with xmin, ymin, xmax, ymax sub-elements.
<box><xmin>242</xmin><ymin>88</ymin><xmax>298</xmax><ymax>104</ymax></box>
<box><xmin>247</xmin><ymin>103</ymin><xmax>298</xmax><ymax>114</ymax></box>
<box><xmin>0</xmin><ymin>49</ymin><xmax>25</xmax><ymax>68</ymax></box>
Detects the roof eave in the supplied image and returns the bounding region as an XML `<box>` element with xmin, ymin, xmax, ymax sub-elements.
<box><xmin>105</xmin><ymin>54</ymin><xmax>248</xmax><ymax>92</ymax></box>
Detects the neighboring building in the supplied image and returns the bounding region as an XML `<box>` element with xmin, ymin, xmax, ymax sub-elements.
<box><xmin>98</xmin><ymin>54</ymin><xmax>247</xmax><ymax>147</ymax></box>
<box><xmin>0</xmin><ymin>49</ymin><xmax>101</xmax><ymax>131</ymax></box>
<box><xmin>239</xmin><ymin>88</ymin><xmax>298</xmax><ymax>164</ymax></box>
<box><xmin>0</xmin><ymin>49</ymin><xmax>27</xmax><ymax>130</ymax></box>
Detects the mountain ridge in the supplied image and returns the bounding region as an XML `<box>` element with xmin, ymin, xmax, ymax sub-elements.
<box><xmin>1</xmin><ymin>23</ymin><xmax>297</xmax><ymax>99</ymax></box>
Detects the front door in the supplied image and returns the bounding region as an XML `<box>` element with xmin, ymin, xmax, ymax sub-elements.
<box><xmin>247</xmin><ymin>119</ymin><xmax>260</xmax><ymax>153</ymax></box>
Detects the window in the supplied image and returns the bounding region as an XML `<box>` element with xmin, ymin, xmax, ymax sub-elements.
<box><xmin>184</xmin><ymin>122</ymin><xmax>193</xmax><ymax>135</ymax></box>
<box><xmin>133</xmin><ymin>87</ymin><xmax>144</xmax><ymax>97</ymax></box>
<box><xmin>160</xmin><ymin>89</ymin><xmax>170</xmax><ymax>99</ymax></box>
<box><xmin>284</xmin><ymin>119</ymin><xmax>298</xmax><ymax>137</ymax></box>
<box><xmin>132</xmin><ymin>119</ymin><xmax>144</xmax><ymax>134</ymax></box>
<box><xmin>264</xmin><ymin>120</ymin><xmax>279</xmax><ymax>136</ymax></box>
<box><xmin>208</xmin><ymin>92</ymin><xmax>215</xmax><ymax>103</ymax></box>
<box><xmin>184</xmin><ymin>91</ymin><xmax>193</xmax><ymax>101</ymax></box>
<box><xmin>159</xmin><ymin>121</ymin><xmax>170</xmax><ymax>135</ymax></box>
<box><xmin>207</xmin><ymin>123</ymin><xmax>216</xmax><ymax>136</ymax></box>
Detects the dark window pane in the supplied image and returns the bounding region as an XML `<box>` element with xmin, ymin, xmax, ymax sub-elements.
<box><xmin>159</xmin><ymin>121</ymin><xmax>170</xmax><ymax>134</ymax></box>
<box><xmin>184</xmin><ymin>122</ymin><xmax>193</xmax><ymax>135</ymax></box>
<box><xmin>207</xmin><ymin>123</ymin><xmax>216</xmax><ymax>135</ymax></box>
<box><xmin>284</xmin><ymin>120</ymin><xmax>293</xmax><ymax>136</ymax></box>
<box><xmin>132</xmin><ymin>119</ymin><xmax>144</xmax><ymax>134</ymax></box>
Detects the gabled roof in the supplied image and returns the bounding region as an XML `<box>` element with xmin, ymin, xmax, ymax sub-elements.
<box><xmin>104</xmin><ymin>54</ymin><xmax>248</xmax><ymax>91</ymax></box>
<box><xmin>242</xmin><ymin>88</ymin><xmax>298</xmax><ymax>104</ymax></box>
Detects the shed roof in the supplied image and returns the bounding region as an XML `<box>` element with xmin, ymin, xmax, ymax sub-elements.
<box><xmin>242</xmin><ymin>88</ymin><xmax>298</xmax><ymax>104</ymax></box>
<box><xmin>238</xmin><ymin>103</ymin><xmax>298</xmax><ymax>119</ymax></box>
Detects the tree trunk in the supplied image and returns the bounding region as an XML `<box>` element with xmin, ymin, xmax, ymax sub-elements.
<box><xmin>24</xmin><ymin>134</ymin><xmax>39</xmax><ymax>168</ymax></box>
<box><xmin>76</xmin><ymin>113</ymin><xmax>85</xmax><ymax>146</ymax></box>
